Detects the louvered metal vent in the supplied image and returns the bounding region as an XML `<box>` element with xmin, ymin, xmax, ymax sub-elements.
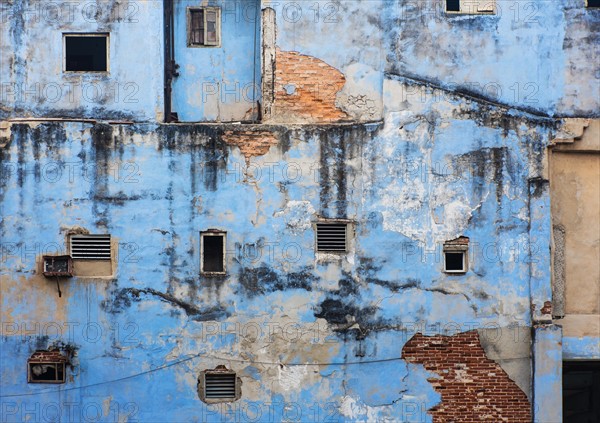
<box><xmin>204</xmin><ymin>373</ymin><xmax>236</xmax><ymax>399</ymax></box>
<box><xmin>316</xmin><ymin>223</ymin><xmax>347</xmax><ymax>252</ymax></box>
<box><xmin>70</xmin><ymin>235</ymin><xmax>111</xmax><ymax>260</ymax></box>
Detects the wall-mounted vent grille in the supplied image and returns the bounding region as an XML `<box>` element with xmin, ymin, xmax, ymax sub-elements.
<box><xmin>316</xmin><ymin>223</ymin><xmax>347</xmax><ymax>252</ymax></box>
<box><xmin>70</xmin><ymin>235</ymin><xmax>111</xmax><ymax>260</ymax></box>
<box><xmin>204</xmin><ymin>373</ymin><xmax>236</xmax><ymax>399</ymax></box>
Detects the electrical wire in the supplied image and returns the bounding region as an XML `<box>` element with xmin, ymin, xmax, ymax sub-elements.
<box><xmin>0</xmin><ymin>353</ymin><xmax>403</xmax><ymax>398</ymax></box>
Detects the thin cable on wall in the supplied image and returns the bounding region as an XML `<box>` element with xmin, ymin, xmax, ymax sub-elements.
<box><xmin>0</xmin><ymin>353</ymin><xmax>404</xmax><ymax>398</ymax></box>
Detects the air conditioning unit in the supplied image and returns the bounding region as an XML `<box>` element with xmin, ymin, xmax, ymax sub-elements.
<box><xmin>42</xmin><ymin>255</ymin><xmax>73</xmax><ymax>277</ymax></box>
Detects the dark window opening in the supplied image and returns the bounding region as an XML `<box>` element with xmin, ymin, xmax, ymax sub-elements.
<box><xmin>28</xmin><ymin>362</ymin><xmax>65</xmax><ymax>383</ymax></box>
<box><xmin>447</xmin><ymin>0</ymin><xmax>461</xmax><ymax>12</ymax></box>
<box><xmin>316</xmin><ymin>223</ymin><xmax>348</xmax><ymax>252</ymax></box>
<box><xmin>204</xmin><ymin>372</ymin><xmax>236</xmax><ymax>400</ymax></box>
<box><xmin>65</xmin><ymin>35</ymin><xmax>108</xmax><ymax>72</ymax></box>
<box><xmin>190</xmin><ymin>10</ymin><xmax>204</xmax><ymax>45</ymax></box>
<box><xmin>445</xmin><ymin>252</ymin><xmax>465</xmax><ymax>272</ymax></box>
<box><xmin>202</xmin><ymin>233</ymin><xmax>225</xmax><ymax>273</ymax></box>
<box><xmin>563</xmin><ymin>361</ymin><xmax>600</xmax><ymax>422</ymax></box>
<box><xmin>588</xmin><ymin>0</ymin><xmax>600</xmax><ymax>7</ymax></box>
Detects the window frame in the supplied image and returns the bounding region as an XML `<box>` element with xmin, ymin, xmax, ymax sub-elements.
<box><xmin>27</xmin><ymin>361</ymin><xmax>66</xmax><ymax>384</ymax></box>
<box><xmin>200</xmin><ymin>230</ymin><xmax>227</xmax><ymax>275</ymax></box>
<box><xmin>187</xmin><ymin>7</ymin><xmax>221</xmax><ymax>48</ymax></box>
<box><xmin>443</xmin><ymin>243</ymin><xmax>469</xmax><ymax>274</ymax></box>
<box><xmin>63</xmin><ymin>33</ymin><xmax>110</xmax><ymax>73</ymax></box>
<box><xmin>445</xmin><ymin>0</ymin><xmax>496</xmax><ymax>15</ymax></box>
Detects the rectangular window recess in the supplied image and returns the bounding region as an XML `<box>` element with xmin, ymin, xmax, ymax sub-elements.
<box><xmin>201</xmin><ymin>232</ymin><xmax>226</xmax><ymax>274</ymax></box>
<box><xmin>587</xmin><ymin>0</ymin><xmax>600</xmax><ymax>7</ymax></box>
<box><xmin>205</xmin><ymin>373</ymin><xmax>236</xmax><ymax>399</ymax></box>
<box><xmin>316</xmin><ymin>223</ymin><xmax>348</xmax><ymax>252</ymax></box>
<box><xmin>28</xmin><ymin>362</ymin><xmax>66</xmax><ymax>383</ymax></box>
<box><xmin>64</xmin><ymin>34</ymin><xmax>108</xmax><ymax>72</ymax></box>
<box><xmin>70</xmin><ymin>234</ymin><xmax>111</xmax><ymax>260</ymax></box>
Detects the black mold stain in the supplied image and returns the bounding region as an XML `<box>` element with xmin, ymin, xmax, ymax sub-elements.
<box><xmin>529</xmin><ymin>177</ymin><xmax>549</xmax><ymax>198</ymax></box>
<box><xmin>238</xmin><ymin>265</ymin><xmax>315</xmax><ymax>297</ymax></box>
<box><xmin>314</xmin><ymin>299</ymin><xmax>378</xmax><ymax>326</ymax></box>
<box><xmin>317</xmin><ymin>125</ymin><xmax>366</xmax><ymax>218</ymax></box>
<box><xmin>103</xmin><ymin>287</ymin><xmax>229</xmax><ymax>321</ymax></box>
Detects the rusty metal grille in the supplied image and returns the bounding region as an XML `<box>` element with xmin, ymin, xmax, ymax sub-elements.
<box><xmin>70</xmin><ymin>235</ymin><xmax>111</xmax><ymax>260</ymax></box>
<box><xmin>205</xmin><ymin>373</ymin><xmax>236</xmax><ymax>399</ymax></box>
<box><xmin>316</xmin><ymin>223</ymin><xmax>347</xmax><ymax>252</ymax></box>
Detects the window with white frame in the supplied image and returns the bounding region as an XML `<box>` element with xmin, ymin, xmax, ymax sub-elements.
<box><xmin>446</xmin><ymin>0</ymin><xmax>495</xmax><ymax>14</ymax></box>
<box><xmin>187</xmin><ymin>7</ymin><xmax>221</xmax><ymax>47</ymax></box>
<box><xmin>443</xmin><ymin>237</ymin><xmax>469</xmax><ymax>273</ymax></box>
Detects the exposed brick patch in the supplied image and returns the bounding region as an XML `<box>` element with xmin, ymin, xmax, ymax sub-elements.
<box><xmin>221</xmin><ymin>130</ymin><xmax>279</xmax><ymax>164</ymax></box>
<box><xmin>28</xmin><ymin>350</ymin><xmax>68</xmax><ymax>363</ymax></box>
<box><xmin>402</xmin><ymin>331</ymin><xmax>531</xmax><ymax>423</ymax></box>
<box><xmin>541</xmin><ymin>301</ymin><xmax>553</xmax><ymax>315</ymax></box>
<box><xmin>271</xmin><ymin>49</ymin><xmax>349</xmax><ymax>123</ymax></box>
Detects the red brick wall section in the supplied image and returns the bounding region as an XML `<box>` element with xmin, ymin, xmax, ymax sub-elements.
<box><xmin>272</xmin><ymin>49</ymin><xmax>349</xmax><ymax>123</ymax></box>
<box><xmin>221</xmin><ymin>130</ymin><xmax>279</xmax><ymax>164</ymax></box>
<box><xmin>402</xmin><ymin>331</ymin><xmax>531</xmax><ymax>423</ymax></box>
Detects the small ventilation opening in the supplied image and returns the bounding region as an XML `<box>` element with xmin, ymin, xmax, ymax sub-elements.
<box><xmin>65</xmin><ymin>35</ymin><xmax>108</xmax><ymax>72</ymax></box>
<box><xmin>444</xmin><ymin>252</ymin><xmax>465</xmax><ymax>272</ymax></box>
<box><xmin>201</xmin><ymin>232</ymin><xmax>225</xmax><ymax>273</ymax></box>
<box><xmin>70</xmin><ymin>234</ymin><xmax>111</xmax><ymax>260</ymax></box>
<box><xmin>205</xmin><ymin>372</ymin><xmax>236</xmax><ymax>400</ymax></box>
<box><xmin>316</xmin><ymin>223</ymin><xmax>347</xmax><ymax>252</ymax></box>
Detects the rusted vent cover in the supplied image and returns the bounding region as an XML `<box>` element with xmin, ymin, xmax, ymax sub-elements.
<box><xmin>204</xmin><ymin>372</ymin><xmax>236</xmax><ymax>399</ymax></box>
<box><xmin>316</xmin><ymin>223</ymin><xmax>347</xmax><ymax>252</ymax></box>
<box><xmin>42</xmin><ymin>255</ymin><xmax>73</xmax><ymax>277</ymax></box>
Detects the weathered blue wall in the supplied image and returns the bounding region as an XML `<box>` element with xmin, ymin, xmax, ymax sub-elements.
<box><xmin>1</xmin><ymin>0</ymin><xmax>599</xmax><ymax>421</ymax></box>
<box><xmin>0</xmin><ymin>0</ymin><xmax>164</xmax><ymax>122</ymax></box>
<box><xmin>171</xmin><ymin>0</ymin><xmax>261</xmax><ymax>122</ymax></box>
<box><xmin>1</xmin><ymin>86</ymin><xmax>551</xmax><ymax>419</ymax></box>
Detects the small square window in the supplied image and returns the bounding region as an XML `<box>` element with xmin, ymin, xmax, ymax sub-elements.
<box><xmin>201</xmin><ymin>231</ymin><xmax>226</xmax><ymax>274</ymax></box>
<box><xmin>446</xmin><ymin>0</ymin><xmax>495</xmax><ymax>14</ymax></box>
<box><xmin>315</xmin><ymin>222</ymin><xmax>349</xmax><ymax>252</ymax></box>
<box><xmin>187</xmin><ymin>7</ymin><xmax>221</xmax><ymax>47</ymax></box>
<box><xmin>444</xmin><ymin>252</ymin><xmax>466</xmax><ymax>272</ymax></box>
<box><xmin>443</xmin><ymin>237</ymin><xmax>469</xmax><ymax>273</ymax></box>
<box><xmin>587</xmin><ymin>0</ymin><xmax>600</xmax><ymax>8</ymax></box>
<box><xmin>64</xmin><ymin>34</ymin><xmax>108</xmax><ymax>72</ymax></box>
<box><xmin>69</xmin><ymin>234</ymin><xmax>111</xmax><ymax>260</ymax></box>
